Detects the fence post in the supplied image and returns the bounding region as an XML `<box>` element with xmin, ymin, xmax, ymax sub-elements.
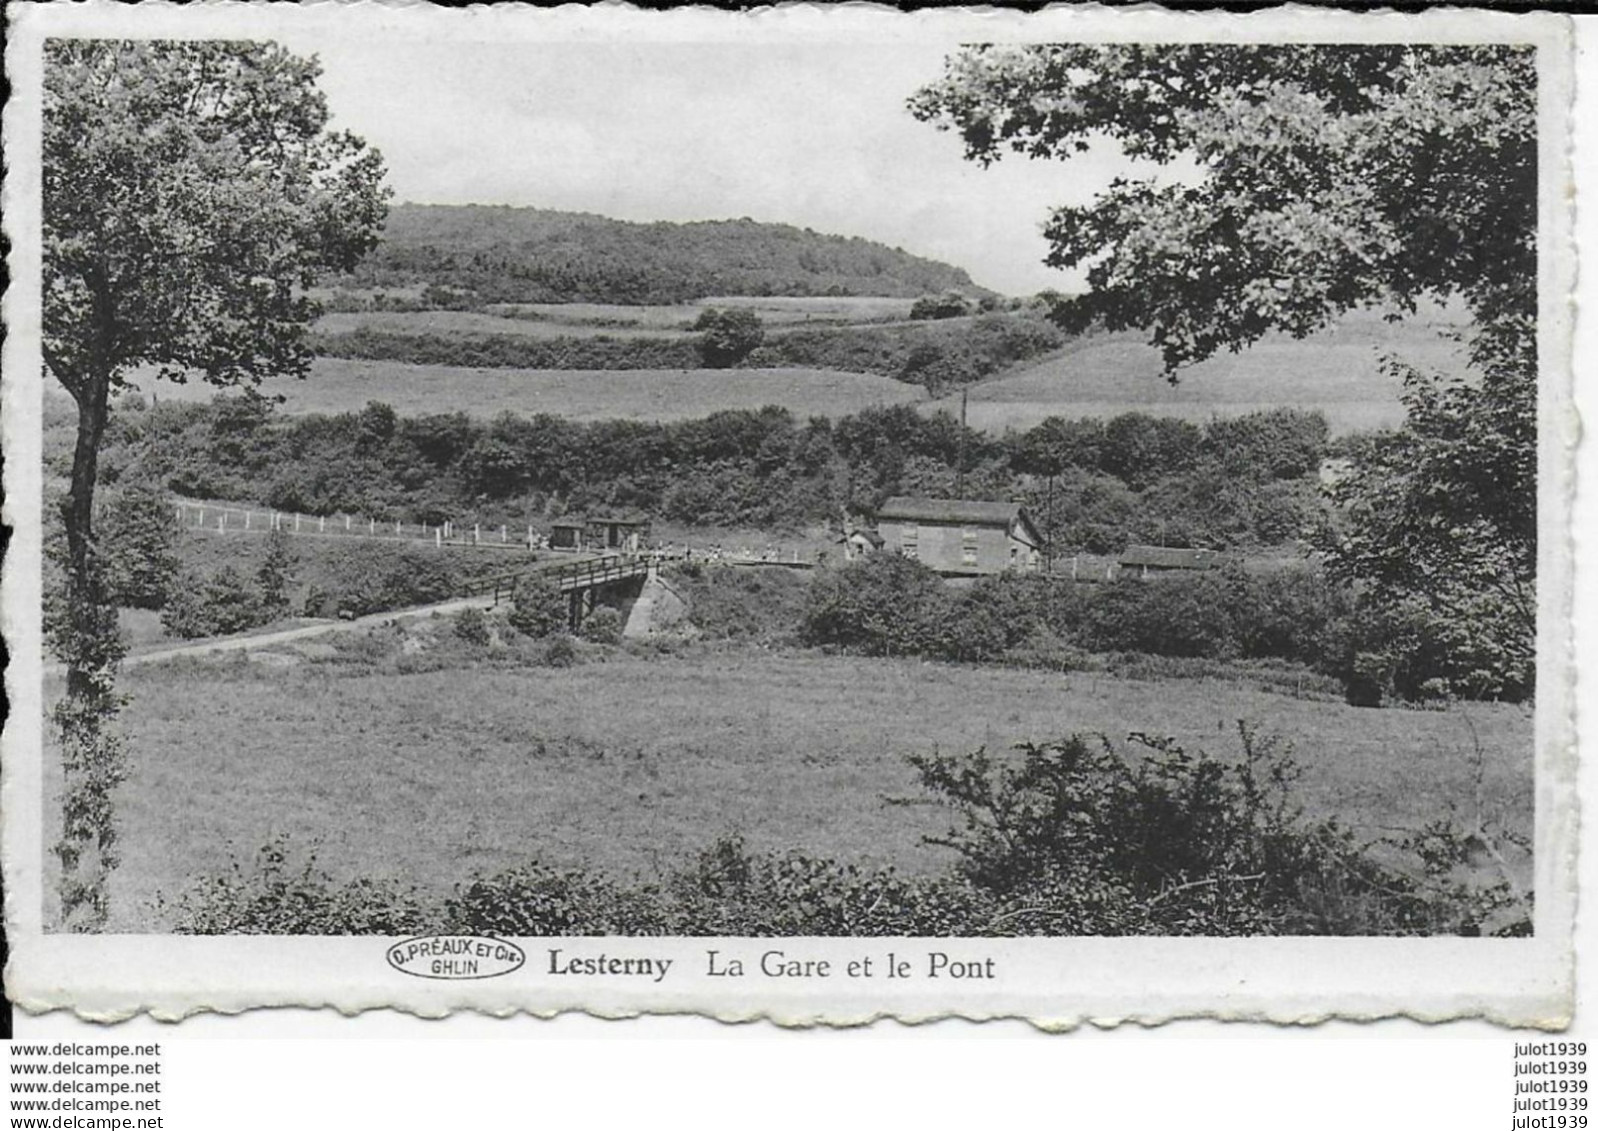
<box><xmin>369</xmin><ymin>518</ymin><xmax>375</xmax><ymax>536</ymax></box>
<box><xmin>396</xmin><ymin>519</ymin><xmax>401</xmax><ymax>535</ymax></box>
<box><xmin>474</xmin><ymin>524</ymin><xmax>480</xmax><ymax>545</ymax></box>
<box><xmin>197</xmin><ymin>507</ymin><xmax>204</xmax><ymax>527</ymax></box>
<box><xmin>245</xmin><ymin>511</ymin><xmax>251</xmax><ymax>531</ymax></box>
<box><xmin>218</xmin><ymin>513</ymin><xmax>225</xmax><ymax>532</ymax></box>
<box><xmin>176</xmin><ymin>505</ymin><xmax>184</xmax><ymax>525</ymax></box>
<box><xmin>319</xmin><ymin>516</ymin><xmax>326</xmax><ymax>533</ymax></box>
<box><xmin>500</xmin><ymin>524</ymin><xmax>507</xmax><ymax>544</ymax></box>
<box><xmin>294</xmin><ymin>514</ymin><xmax>301</xmax><ymax>533</ymax></box>
<box><xmin>436</xmin><ymin>529</ymin><xmax>442</xmax><ymax>548</ymax></box>
<box><xmin>345</xmin><ymin>515</ymin><xmax>351</xmax><ymax>532</ymax></box>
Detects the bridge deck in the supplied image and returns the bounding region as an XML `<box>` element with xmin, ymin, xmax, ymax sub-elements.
<box><xmin>465</xmin><ymin>553</ymin><xmax>660</xmax><ymax>605</ymax></box>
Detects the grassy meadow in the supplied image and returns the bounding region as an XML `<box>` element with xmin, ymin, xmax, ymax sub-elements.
<box><xmin>133</xmin><ymin>358</ymin><xmax>924</xmax><ymax>421</ymax></box>
<box><xmin>113</xmin><ymin>301</ymin><xmax>1467</xmax><ymax>434</ymax></box>
<box><xmin>314</xmin><ymin>309</ymin><xmax>698</xmax><ymax>340</ymax></box>
<box><xmin>45</xmin><ymin>641</ymin><xmax>1532</xmax><ymax>932</ymax></box>
<box><xmin>315</xmin><ymin>297</ymin><xmax>921</xmax><ymax>339</ymax></box>
<box><xmin>930</xmin><ymin>324</ymin><xmax>1466</xmax><ymax>437</ymax></box>
<box><xmin>489</xmin><ymin>295</ymin><xmax>920</xmax><ymax>328</ymax></box>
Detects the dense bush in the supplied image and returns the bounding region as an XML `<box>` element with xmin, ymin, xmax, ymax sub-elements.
<box><xmin>542</xmin><ymin>633</ymin><xmax>578</xmax><ymax>668</ymax></box>
<box><xmin>1078</xmin><ymin>575</ymin><xmax>1238</xmax><ymax>658</ymax></box>
<box><xmin>311</xmin><ymin>327</ymin><xmax>701</xmax><ymax>371</ymax></box>
<box><xmin>447</xmin><ymin>862</ymin><xmax>663</xmax><ymax>936</ymax></box>
<box><xmin>508</xmin><ymin>573</ymin><xmax>568</xmax><ymax>639</ymax></box>
<box><xmin>255</xmin><ymin>528</ymin><xmax>298</xmax><ymax>620</ymax></box>
<box><xmin>665</xmin><ymin>563</ymin><xmax>810</xmax><ymax>643</ymax></box>
<box><xmin>318</xmin><ymin>544</ymin><xmax>461</xmax><ymax>618</ymax></box>
<box><xmin>97</xmin><ymin>486</ymin><xmax>182</xmax><ymax>610</ymax></box>
<box><xmin>745</xmin><ymin>311</ymin><xmax>1064</xmax><ymax>392</ymax></box>
<box><xmin>453</xmin><ymin>606</ymin><xmax>491</xmax><ymax>645</ymax></box>
<box><xmin>693</xmin><ymin>307</ymin><xmax>765</xmax><ymax>367</ymax></box>
<box><xmin>909</xmin><ymin>291</ymin><xmax>974</xmax><ymax>320</ymax></box>
<box><xmin>799</xmin><ymin>560</ymin><xmax>1352</xmax><ymax>679</ymax></box>
<box><xmin>800</xmin><ymin>554</ymin><xmax>951</xmax><ymax>657</ymax></box>
<box><xmin>169</xmin><ymin>839</ymin><xmax>429</xmax><ymax>935</ymax></box>
<box><xmin>580</xmin><ymin>605</ymin><xmax>624</xmax><ymax>645</ymax></box>
<box><xmin>904</xmin><ymin>727</ymin><xmax>1527</xmax><ymax>936</ymax></box>
<box><xmin>160</xmin><ymin>566</ymin><xmax>269</xmax><ymax>639</ymax></box>
<box><xmin>664</xmin><ymin>835</ymin><xmax>996</xmax><ymax>937</ymax></box>
<box><xmin>1334</xmin><ymin>593</ymin><xmax>1533</xmax><ymax>705</ymax></box>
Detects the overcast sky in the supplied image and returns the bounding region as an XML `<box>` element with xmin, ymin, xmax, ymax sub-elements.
<box><xmin>279</xmin><ymin>39</ymin><xmax>1134</xmax><ymax>296</ymax></box>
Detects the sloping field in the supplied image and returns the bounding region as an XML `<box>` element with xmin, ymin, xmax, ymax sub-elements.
<box><xmin>140</xmin><ymin>358</ymin><xmax>924</xmax><ymax>421</ymax></box>
<box><xmin>486</xmin><ymin>301</ymin><xmax>703</xmax><ymax>328</ymax></box>
<box><xmin>326</xmin><ymin>295</ymin><xmax>921</xmax><ymax>335</ymax></box>
<box><xmin>46</xmin><ymin>647</ymin><xmax>1530</xmax><ymax>931</ymax></box>
<box><xmin>702</xmin><ymin>295</ymin><xmax>918</xmax><ymax>323</ymax></box>
<box><xmin>315</xmin><ymin>309</ymin><xmax>695</xmax><ymax>339</ymax></box>
<box><xmin>932</xmin><ymin>314</ymin><xmax>1469</xmax><ymax>435</ymax></box>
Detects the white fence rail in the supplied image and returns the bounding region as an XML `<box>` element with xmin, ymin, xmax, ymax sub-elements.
<box><xmin>169</xmin><ymin>499</ymin><xmax>815</xmax><ymax>564</ymax></box>
<box><xmin>172</xmin><ymin>500</ymin><xmax>538</xmax><ymax>549</ymax></box>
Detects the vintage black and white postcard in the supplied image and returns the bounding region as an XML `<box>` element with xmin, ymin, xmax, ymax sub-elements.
<box><xmin>1</xmin><ymin>2</ymin><xmax>1577</xmax><ymax>1026</ymax></box>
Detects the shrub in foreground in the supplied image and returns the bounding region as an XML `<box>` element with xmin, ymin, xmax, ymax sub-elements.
<box><xmin>168</xmin><ymin>839</ymin><xmax>428</xmax><ymax>935</ymax></box>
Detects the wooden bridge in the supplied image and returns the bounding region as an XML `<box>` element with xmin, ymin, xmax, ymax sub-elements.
<box><xmin>464</xmin><ymin>552</ymin><xmax>662</xmax><ymax>628</ymax></box>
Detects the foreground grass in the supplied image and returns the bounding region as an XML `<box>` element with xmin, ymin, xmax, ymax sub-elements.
<box><xmin>43</xmin><ymin>644</ymin><xmax>1531</xmax><ymax>932</ymax></box>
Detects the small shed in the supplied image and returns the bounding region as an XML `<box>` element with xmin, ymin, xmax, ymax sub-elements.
<box><xmin>874</xmin><ymin>496</ymin><xmax>1043</xmax><ymax>575</ymax></box>
<box><xmin>590</xmin><ymin>516</ymin><xmax>648</xmax><ymax>553</ymax></box>
<box><xmin>838</xmin><ymin>527</ymin><xmax>885</xmax><ymax>562</ymax></box>
<box><xmin>1118</xmin><ymin>545</ymin><xmax>1224</xmax><ymax>578</ymax></box>
<box><xmin>549</xmin><ymin>519</ymin><xmax>587</xmax><ymax>551</ymax></box>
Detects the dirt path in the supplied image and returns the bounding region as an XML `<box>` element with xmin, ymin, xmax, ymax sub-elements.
<box><xmin>45</xmin><ymin>595</ymin><xmax>501</xmax><ymax>675</ymax></box>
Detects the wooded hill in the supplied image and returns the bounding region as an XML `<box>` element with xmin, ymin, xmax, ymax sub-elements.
<box><xmin>335</xmin><ymin>203</ymin><xmax>989</xmax><ymax>307</ymax></box>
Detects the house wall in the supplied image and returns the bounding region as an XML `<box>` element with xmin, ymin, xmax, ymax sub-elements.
<box><xmin>878</xmin><ymin>519</ymin><xmax>1034</xmax><ymax>574</ymax></box>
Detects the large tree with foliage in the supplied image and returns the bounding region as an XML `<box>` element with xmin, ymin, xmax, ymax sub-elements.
<box><xmin>43</xmin><ymin>40</ymin><xmax>389</xmax><ymax>928</ymax></box>
<box><xmin>911</xmin><ymin>44</ymin><xmax>1539</xmax><ymax>699</ymax></box>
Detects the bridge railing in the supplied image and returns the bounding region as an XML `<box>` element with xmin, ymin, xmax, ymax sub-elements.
<box><xmin>551</xmin><ymin>555</ymin><xmax>653</xmax><ymax>592</ymax></box>
<box><xmin>463</xmin><ymin>553</ymin><xmax>663</xmax><ymax>606</ymax></box>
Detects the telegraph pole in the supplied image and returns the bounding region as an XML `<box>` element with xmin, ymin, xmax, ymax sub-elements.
<box><xmin>1046</xmin><ymin>470</ymin><xmax>1055</xmax><ymax>573</ymax></box>
<box><xmin>957</xmin><ymin>389</ymin><xmax>968</xmax><ymax>500</ymax></box>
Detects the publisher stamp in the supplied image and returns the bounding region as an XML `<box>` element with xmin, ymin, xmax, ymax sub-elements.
<box><xmin>386</xmin><ymin>936</ymin><xmax>526</xmax><ymax>981</ymax></box>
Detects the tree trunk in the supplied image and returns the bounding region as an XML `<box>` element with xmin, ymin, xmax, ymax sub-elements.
<box><xmin>54</xmin><ymin>362</ymin><xmax>126</xmax><ymax>932</ymax></box>
<box><xmin>64</xmin><ymin>370</ymin><xmax>110</xmax><ymax>683</ymax></box>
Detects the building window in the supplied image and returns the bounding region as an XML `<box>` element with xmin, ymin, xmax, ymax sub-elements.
<box><xmin>961</xmin><ymin>528</ymin><xmax>979</xmax><ymax>567</ymax></box>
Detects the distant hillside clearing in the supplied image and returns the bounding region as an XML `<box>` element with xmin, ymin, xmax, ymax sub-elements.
<box><xmin>930</xmin><ymin>319</ymin><xmax>1469</xmax><ymax>436</ymax></box>
<box><xmin>135</xmin><ymin>358</ymin><xmax>925</xmax><ymax>421</ymax></box>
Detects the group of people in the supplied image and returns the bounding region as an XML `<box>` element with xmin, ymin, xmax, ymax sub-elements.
<box><xmin>649</xmin><ymin>543</ymin><xmax>795</xmax><ymax>564</ymax></box>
